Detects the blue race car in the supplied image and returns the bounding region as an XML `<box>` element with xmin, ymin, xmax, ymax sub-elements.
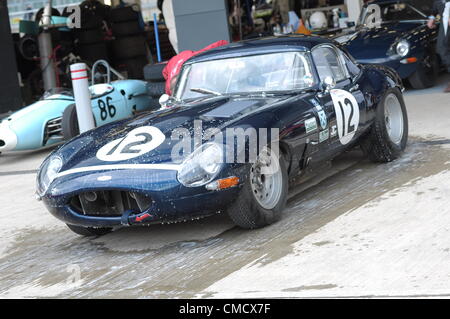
<box><xmin>0</xmin><ymin>61</ymin><xmax>157</xmax><ymax>153</ymax></box>
<box><xmin>336</xmin><ymin>0</ymin><xmax>439</xmax><ymax>89</ymax></box>
<box><xmin>36</xmin><ymin>36</ymin><xmax>409</xmax><ymax>236</ymax></box>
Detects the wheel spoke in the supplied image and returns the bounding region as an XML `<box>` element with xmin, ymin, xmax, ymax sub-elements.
<box><xmin>250</xmin><ymin>148</ymin><xmax>283</xmax><ymax>209</ymax></box>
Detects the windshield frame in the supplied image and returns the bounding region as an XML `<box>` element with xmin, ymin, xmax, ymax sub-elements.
<box><xmin>40</xmin><ymin>88</ymin><xmax>74</xmax><ymax>101</ymax></box>
<box><xmin>357</xmin><ymin>1</ymin><xmax>427</xmax><ymax>27</ymax></box>
<box><xmin>174</xmin><ymin>51</ymin><xmax>320</xmax><ymax>101</ymax></box>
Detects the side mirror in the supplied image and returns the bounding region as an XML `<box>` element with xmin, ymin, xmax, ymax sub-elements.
<box><xmin>322</xmin><ymin>76</ymin><xmax>336</xmax><ymax>92</ymax></box>
<box><xmin>159</xmin><ymin>94</ymin><xmax>174</xmax><ymax>109</ymax></box>
<box><xmin>159</xmin><ymin>94</ymin><xmax>170</xmax><ymax>105</ymax></box>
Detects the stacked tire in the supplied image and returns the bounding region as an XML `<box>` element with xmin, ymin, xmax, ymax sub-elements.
<box><xmin>111</xmin><ymin>6</ymin><xmax>149</xmax><ymax>79</ymax></box>
<box><xmin>73</xmin><ymin>1</ymin><xmax>110</xmax><ymax>64</ymax></box>
<box><xmin>144</xmin><ymin>62</ymin><xmax>167</xmax><ymax>108</ymax></box>
<box><xmin>146</xmin><ymin>24</ymin><xmax>176</xmax><ymax>61</ymax></box>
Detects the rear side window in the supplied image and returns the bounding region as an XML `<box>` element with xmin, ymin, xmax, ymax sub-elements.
<box><xmin>341</xmin><ymin>51</ymin><xmax>361</xmax><ymax>78</ymax></box>
<box><xmin>312</xmin><ymin>46</ymin><xmax>347</xmax><ymax>82</ymax></box>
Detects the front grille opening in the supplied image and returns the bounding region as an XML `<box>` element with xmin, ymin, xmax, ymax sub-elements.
<box><xmin>69</xmin><ymin>190</ymin><xmax>153</xmax><ymax>217</ymax></box>
<box><xmin>43</xmin><ymin>117</ymin><xmax>63</xmax><ymax>145</ymax></box>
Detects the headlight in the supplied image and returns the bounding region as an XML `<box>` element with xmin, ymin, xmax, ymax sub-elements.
<box><xmin>177</xmin><ymin>143</ymin><xmax>223</xmax><ymax>187</ymax></box>
<box><xmin>396</xmin><ymin>40</ymin><xmax>410</xmax><ymax>57</ymax></box>
<box><xmin>36</xmin><ymin>156</ymin><xmax>62</xmax><ymax>196</ymax></box>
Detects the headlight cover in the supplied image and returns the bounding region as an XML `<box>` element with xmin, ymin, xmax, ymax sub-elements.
<box><xmin>36</xmin><ymin>155</ymin><xmax>62</xmax><ymax>196</ymax></box>
<box><xmin>177</xmin><ymin>143</ymin><xmax>224</xmax><ymax>187</ymax></box>
<box><xmin>395</xmin><ymin>40</ymin><xmax>410</xmax><ymax>57</ymax></box>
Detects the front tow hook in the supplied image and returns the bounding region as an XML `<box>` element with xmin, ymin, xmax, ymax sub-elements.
<box><xmin>121</xmin><ymin>210</ymin><xmax>154</xmax><ymax>226</ymax></box>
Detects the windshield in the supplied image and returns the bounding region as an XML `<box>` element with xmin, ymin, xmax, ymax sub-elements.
<box><xmin>175</xmin><ymin>52</ymin><xmax>317</xmax><ymax>100</ymax></box>
<box><xmin>358</xmin><ymin>2</ymin><xmax>426</xmax><ymax>26</ymax></box>
<box><xmin>40</xmin><ymin>88</ymin><xmax>74</xmax><ymax>100</ymax></box>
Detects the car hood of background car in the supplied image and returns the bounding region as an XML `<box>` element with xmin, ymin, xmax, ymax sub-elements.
<box><xmin>341</xmin><ymin>21</ymin><xmax>425</xmax><ymax>60</ymax></box>
<box><xmin>55</xmin><ymin>95</ymin><xmax>292</xmax><ymax>173</ymax></box>
<box><xmin>4</xmin><ymin>94</ymin><xmax>73</xmax><ymax>123</ymax></box>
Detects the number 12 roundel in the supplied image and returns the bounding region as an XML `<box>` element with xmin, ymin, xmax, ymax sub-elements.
<box><xmin>97</xmin><ymin>126</ymin><xmax>165</xmax><ymax>161</ymax></box>
<box><xmin>330</xmin><ymin>89</ymin><xmax>360</xmax><ymax>145</ymax></box>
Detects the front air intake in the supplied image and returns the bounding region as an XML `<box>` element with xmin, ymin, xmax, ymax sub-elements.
<box><xmin>69</xmin><ymin>190</ymin><xmax>153</xmax><ymax>217</ymax></box>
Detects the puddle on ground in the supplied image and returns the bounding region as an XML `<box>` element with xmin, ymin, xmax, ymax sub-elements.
<box><xmin>0</xmin><ymin>137</ymin><xmax>449</xmax><ymax>298</ymax></box>
<box><xmin>93</xmin><ymin>213</ymin><xmax>234</xmax><ymax>252</ymax></box>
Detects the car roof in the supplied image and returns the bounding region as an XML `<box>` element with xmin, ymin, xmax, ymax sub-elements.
<box><xmin>187</xmin><ymin>35</ymin><xmax>334</xmax><ymax>64</ymax></box>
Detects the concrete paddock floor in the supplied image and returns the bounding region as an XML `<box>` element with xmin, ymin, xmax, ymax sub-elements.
<box><xmin>0</xmin><ymin>74</ymin><xmax>449</xmax><ymax>298</ymax></box>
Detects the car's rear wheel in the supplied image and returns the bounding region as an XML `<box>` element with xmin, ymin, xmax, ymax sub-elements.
<box><xmin>227</xmin><ymin>147</ymin><xmax>288</xmax><ymax>229</ymax></box>
<box><xmin>408</xmin><ymin>54</ymin><xmax>439</xmax><ymax>89</ymax></box>
<box><xmin>62</xmin><ymin>104</ymin><xmax>80</xmax><ymax>140</ymax></box>
<box><xmin>361</xmin><ymin>88</ymin><xmax>408</xmax><ymax>162</ymax></box>
<box><xmin>66</xmin><ymin>224</ymin><xmax>112</xmax><ymax>237</ymax></box>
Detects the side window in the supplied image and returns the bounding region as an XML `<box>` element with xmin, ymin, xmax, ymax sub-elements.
<box><xmin>341</xmin><ymin>51</ymin><xmax>361</xmax><ymax>78</ymax></box>
<box><xmin>312</xmin><ymin>46</ymin><xmax>347</xmax><ymax>83</ymax></box>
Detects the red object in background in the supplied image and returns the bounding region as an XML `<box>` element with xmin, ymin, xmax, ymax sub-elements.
<box><xmin>162</xmin><ymin>40</ymin><xmax>229</xmax><ymax>95</ymax></box>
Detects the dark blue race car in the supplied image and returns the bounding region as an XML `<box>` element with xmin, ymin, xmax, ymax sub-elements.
<box><xmin>336</xmin><ymin>0</ymin><xmax>439</xmax><ymax>89</ymax></box>
<box><xmin>36</xmin><ymin>35</ymin><xmax>409</xmax><ymax>236</ymax></box>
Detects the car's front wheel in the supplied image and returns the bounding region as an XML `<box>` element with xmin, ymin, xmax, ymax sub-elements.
<box><xmin>66</xmin><ymin>224</ymin><xmax>112</xmax><ymax>237</ymax></box>
<box><xmin>227</xmin><ymin>147</ymin><xmax>288</xmax><ymax>229</ymax></box>
<box><xmin>361</xmin><ymin>88</ymin><xmax>408</xmax><ymax>162</ymax></box>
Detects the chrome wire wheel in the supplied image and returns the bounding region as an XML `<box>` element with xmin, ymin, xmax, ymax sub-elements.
<box><xmin>384</xmin><ymin>93</ymin><xmax>404</xmax><ymax>145</ymax></box>
<box><xmin>250</xmin><ymin>148</ymin><xmax>283</xmax><ymax>210</ymax></box>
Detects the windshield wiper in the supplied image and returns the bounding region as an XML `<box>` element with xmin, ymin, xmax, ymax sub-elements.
<box><xmin>190</xmin><ymin>88</ymin><xmax>222</xmax><ymax>96</ymax></box>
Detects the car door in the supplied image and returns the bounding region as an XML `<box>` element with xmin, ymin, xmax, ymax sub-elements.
<box><xmin>311</xmin><ymin>44</ymin><xmax>366</xmax><ymax>159</ymax></box>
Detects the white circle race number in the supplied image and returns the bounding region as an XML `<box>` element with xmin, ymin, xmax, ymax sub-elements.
<box><xmin>330</xmin><ymin>89</ymin><xmax>360</xmax><ymax>145</ymax></box>
<box><xmin>96</xmin><ymin>126</ymin><xmax>165</xmax><ymax>161</ymax></box>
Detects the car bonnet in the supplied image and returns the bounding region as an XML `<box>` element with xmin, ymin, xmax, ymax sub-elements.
<box><xmin>52</xmin><ymin>95</ymin><xmax>288</xmax><ymax>179</ymax></box>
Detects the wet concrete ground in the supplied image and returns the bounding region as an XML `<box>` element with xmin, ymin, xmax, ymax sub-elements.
<box><xmin>0</xmin><ymin>75</ymin><xmax>449</xmax><ymax>298</ymax></box>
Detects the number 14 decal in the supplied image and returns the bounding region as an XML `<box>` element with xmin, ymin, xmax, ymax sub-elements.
<box><xmin>330</xmin><ymin>89</ymin><xmax>360</xmax><ymax>145</ymax></box>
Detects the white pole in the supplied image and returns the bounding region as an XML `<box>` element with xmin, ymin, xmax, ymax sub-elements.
<box><xmin>345</xmin><ymin>0</ymin><xmax>363</xmax><ymax>24</ymax></box>
<box><xmin>39</xmin><ymin>0</ymin><xmax>57</xmax><ymax>91</ymax></box>
<box><xmin>70</xmin><ymin>63</ymin><xmax>95</xmax><ymax>133</ymax></box>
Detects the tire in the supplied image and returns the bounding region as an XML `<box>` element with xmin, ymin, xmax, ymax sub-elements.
<box><xmin>408</xmin><ymin>54</ymin><xmax>439</xmax><ymax>89</ymax></box>
<box><xmin>62</xmin><ymin>104</ymin><xmax>79</xmax><ymax>140</ymax></box>
<box><xmin>144</xmin><ymin>63</ymin><xmax>167</xmax><ymax>82</ymax></box>
<box><xmin>66</xmin><ymin>224</ymin><xmax>112</xmax><ymax>237</ymax></box>
<box><xmin>76</xmin><ymin>29</ymin><xmax>104</xmax><ymax>44</ymax></box>
<box><xmin>80</xmin><ymin>0</ymin><xmax>109</xmax><ymax>19</ymax></box>
<box><xmin>79</xmin><ymin>14</ymin><xmax>103</xmax><ymax>29</ymax></box>
<box><xmin>227</xmin><ymin>148</ymin><xmax>288</xmax><ymax>229</ymax></box>
<box><xmin>147</xmin><ymin>81</ymin><xmax>166</xmax><ymax>97</ymax></box>
<box><xmin>110</xmin><ymin>6</ymin><xmax>139</xmax><ymax>23</ymax></box>
<box><xmin>19</xmin><ymin>35</ymin><xmax>39</xmax><ymax>60</ymax></box>
<box><xmin>112</xmin><ymin>36</ymin><xmax>147</xmax><ymax>59</ymax></box>
<box><xmin>112</xmin><ymin>20</ymin><xmax>142</xmax><ymax>37</ymax></box>
<box><xmin>78</xmin><ymin>42</ymin><xmax>108</xmax><ymax>63</ymax></box>
<box><xmin>360</xmin><ymin>88</ymin><xmax>408</xmax><ymax>163</ymax></box>
<box><xmin>116</xmin><ymin>56</ymin><xmax>148</xmax><ymax>79</ymax></box>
